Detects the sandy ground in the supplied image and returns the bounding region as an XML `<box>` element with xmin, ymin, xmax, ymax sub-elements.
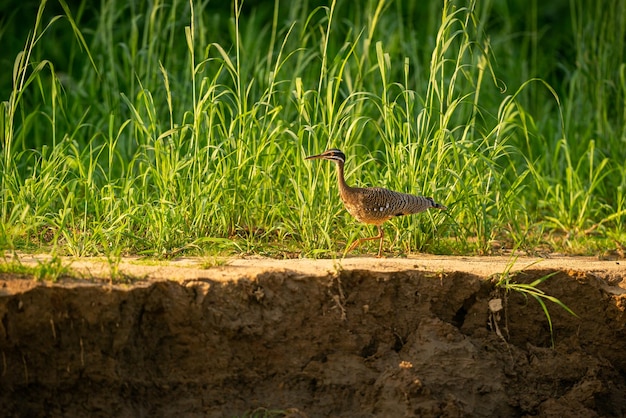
<box><xmin>5</xmin><ymin>252</ymin><xmax>626</xmax><ymax>285</ymax></box>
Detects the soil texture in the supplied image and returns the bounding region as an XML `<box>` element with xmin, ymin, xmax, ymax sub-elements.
<box><xmin>1</xmin><ymin>255</ymin><xmax>625</xmax><ymax>417</ymax></box>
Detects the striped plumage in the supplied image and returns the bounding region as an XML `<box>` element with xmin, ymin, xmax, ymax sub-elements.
<box><xmin>306</xmin><ymin>149</ymin><xmax>447</xmax><ymax>257</ymax></box>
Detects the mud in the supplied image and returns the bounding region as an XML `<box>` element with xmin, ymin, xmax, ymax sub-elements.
<box><xmin>1</xmin><ymin>256</ymin><xmax>625</xmax><ymax>417</ymax></box>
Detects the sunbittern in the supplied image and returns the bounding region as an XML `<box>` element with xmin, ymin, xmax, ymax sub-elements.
<box><xmin>306</xmin><ymin>149</ymin><xmax>447</xmax><ymax>257</ymax></box>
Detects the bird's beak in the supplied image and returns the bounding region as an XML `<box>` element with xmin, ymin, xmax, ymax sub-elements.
<box><xmin>305</xmin><ymin>153</ymin><xmax>324</xmax><ymax>160</ymax></box>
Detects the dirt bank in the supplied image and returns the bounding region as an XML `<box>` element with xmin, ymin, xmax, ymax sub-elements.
<box><xmin>1</xmin><ymin>255</ymin><xmax>625</xmax><ymax>417</ymax></box>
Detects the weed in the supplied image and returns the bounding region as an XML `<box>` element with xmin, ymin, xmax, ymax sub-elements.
<box><xmin>0</xmin><ymin>255</ymin><xmax>72</xmax><ymax>282</ymax></box>
<box><xmin>492</xmin><ymin>256</ymin><xmax>577</xmax><ymax>347</ymax></box>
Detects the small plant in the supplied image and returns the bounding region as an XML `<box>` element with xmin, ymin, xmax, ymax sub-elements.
<box><xmin>0</xmin><ymin>255</ymin><xmax>72</xmax><ymax>282</ymax></box>
<box><xmin>491</xmin><ymin>256</ymin><xmax>577</xmax><ymax>347</ymax></box>
<box><xmin>200</xmin><ymin>254</ymin><xmax>229</xmax><ymax>268</ymax></box>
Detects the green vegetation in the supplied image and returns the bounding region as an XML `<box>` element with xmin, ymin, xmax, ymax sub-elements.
<box><xmin>0</xmin><ymin>255</ymin><xmax>71</xmax><ymax>281</ymax></box>
<box><xmin>1</xmin><ymin>0</ymin><xmax>624</xmax><ymax>258</ymax></box>
<box><xmin>492</xmin><ymin>255</ymin><xmax>578</xmax><ymax>347</ymax></box>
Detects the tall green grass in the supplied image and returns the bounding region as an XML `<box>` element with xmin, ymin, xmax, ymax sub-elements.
<box><xmin>1</xmin><ymin>0</ymin><xmax>624</xmax><ymax>258</ymax></box>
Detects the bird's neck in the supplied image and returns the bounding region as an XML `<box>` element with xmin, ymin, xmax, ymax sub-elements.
<box><xmin>335</xmin><ymin>160</ymin><xmax>353</xmax><ymax>198</ymax></box>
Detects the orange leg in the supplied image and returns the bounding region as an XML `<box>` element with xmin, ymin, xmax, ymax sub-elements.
<box><xmin>346</xmin><ymin>225</ymin><xmax>385</xmax><ymax>257</ymax></box>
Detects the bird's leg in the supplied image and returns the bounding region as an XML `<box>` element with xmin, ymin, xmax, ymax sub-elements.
<box><xmin>346</xmin><ymin>225</ymin><xmax>384</xmax><ymax>257</ymax></box>
<box><xmin>376</xmin><ymin>225</ymin><xmax>384</xmax><ymax>258</ymax></box>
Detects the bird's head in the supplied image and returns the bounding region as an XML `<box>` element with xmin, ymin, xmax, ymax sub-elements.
<box><xmin>305</xmin><ymin>149</ymin><xmax>346</xmax><ymax>164</ymax></box>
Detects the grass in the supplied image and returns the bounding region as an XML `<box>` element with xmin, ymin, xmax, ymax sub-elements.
<box><xmin>492</xmin><ymin>255</ymin><xmax>578</xmax><ymax>347</ymax></box>
<box><xmin>0</xmin><ymin>0</ymin><xmax>625</xmax><ymax>258</ymax></box>
<box><xmin>0</xmin><ymin>253</ymin><xmax>72</xmax><ymax>282</ymax></box>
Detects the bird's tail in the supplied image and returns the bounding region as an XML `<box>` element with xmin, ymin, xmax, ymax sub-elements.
<box><xmin>427</xmin><ymin>197</ymin><xmax>447</xmax><ymax>211</ymax></box>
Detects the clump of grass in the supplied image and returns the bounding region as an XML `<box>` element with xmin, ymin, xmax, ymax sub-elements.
<box><xmin>0</xmin><ymin>254</ymin><xmax>72</xmax><ymax>282</ymax></box>
<box><xmin>0</xmin><ymin>0</ymin><xmax>624</xmax><ymax>257</ymax></box>
<box><xmin>492</xmin><ymin>256</ymin><xmax>577</xmax><ymax>347</ymax></box>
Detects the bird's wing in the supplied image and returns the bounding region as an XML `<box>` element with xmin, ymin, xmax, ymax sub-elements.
<box><xmin>360</xmin><ymin>187</ymin><xmax>435</xmax><ymax>217</ymax></box>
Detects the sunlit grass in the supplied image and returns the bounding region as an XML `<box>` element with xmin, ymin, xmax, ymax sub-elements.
<box><xmin>0</xmin><ymin>253</ymin><xmax>72</xmax><ymax>282</ymax></box>
<box><xmin>493</xmin><ymin>255</ymin><xmax>578</xmax><ymax>347</ymax></box>
<box><xmin>0</xmin><ymin>0</ymin><xmax>624</xmax><ymax>258</ymax></box>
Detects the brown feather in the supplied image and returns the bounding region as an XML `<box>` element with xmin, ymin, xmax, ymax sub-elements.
<box><xmin>339</xmin><ymin>187</ymin><xmax>442</xmax><ymax>225</ymax></box>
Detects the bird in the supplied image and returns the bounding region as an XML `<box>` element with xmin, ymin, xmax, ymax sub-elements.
<box><xmin>306</xmin><ymin>148</ymin><xmax>447</xmax><ymax>257</ymax></box>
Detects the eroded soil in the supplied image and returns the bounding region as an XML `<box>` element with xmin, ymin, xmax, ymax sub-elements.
<box><xmin>1</xmin><ymin>255</ymin><xmax>625</xmax><ymax>417</ymax></box>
